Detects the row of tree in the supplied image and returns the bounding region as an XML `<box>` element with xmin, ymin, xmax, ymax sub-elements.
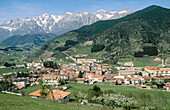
<box><xmin>16</xmin><ymin>72</ymin><xmax>29</xmax><ymax>78</ymax></box>
<box><xmin>43</xmin><ymin>61</ymin><xmax>61</xmax><ymax>69</ymax></box>
<box><xmin>134</xmin><ymin>46</ymin><xmax>158</xmax><ymax>57</ymax></box>
<box><xmin>0</xmin><ymin>79</ymin><xmax>16</xmax><ymax>92</ymax></box>
<box><xmin>4</xmin><ymin>62</ymin><xmax>16</xmax><ymax>67</ymax></box>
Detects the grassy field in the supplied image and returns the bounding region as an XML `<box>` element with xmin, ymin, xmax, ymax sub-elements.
<box><xmin>18</xmin><ymin>85</ymin><xmax>42</xmax><ymax>95</ymax></box>
<box><xmin>118</xmin><ymin>56</ymin><xmax>162</xmax><ymax>67</ymax></box>
<box><xmin>0</xmin><ymin>68</ymin><xmax>30</xmax><ymax>74</ymax></box>
<box><xmin>66</xmin><ymin>83</ymin><xmax>170</xmax><ymax>109</ymax></box>
<box><xmin>12</xmin><ymin>82</ymin><xmax>170</xmax><ymax>109</ymax></box>
<box><xmin>0</xmin><ymin>93</ymin><xmax>96</xmax><ymax>110</ymax></box>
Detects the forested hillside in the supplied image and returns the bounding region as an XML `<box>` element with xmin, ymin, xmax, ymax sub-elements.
<box><xmin>28</xmin><ymin>5</ymin><xmax>170</xmax><ymax>62</ymax></box>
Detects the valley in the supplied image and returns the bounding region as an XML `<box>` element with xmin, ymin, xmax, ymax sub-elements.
<box><xmin>0</xmin><ymin>4</ymin><xmax>170</xmax><ymax>110</ymax></box>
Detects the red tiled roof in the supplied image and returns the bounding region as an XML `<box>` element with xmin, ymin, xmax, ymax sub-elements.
<box><xmin>142</xmin><ymin>76</ymin><xmax>152</xmax><ymax>79</ymax></box>
<box><xmin>131</xmin><ymin>77</ymin><xmax>140</xmax><ymax>80</ymax></box>
<box><xmin>98</xmin><ymin>76</ymin><xmax>104</xmax><ymax>80</ymax></box>
<box><xmin>29</xmin><ymin>89</ymin><xmax>71</xmax><ymax>100</ymax></box>
<box><xmin>153</xmin><ymin>77</ymin><xmax>159</xmax><ymax>80</ymax></box>
<box><xmin>145</xmin><ymin>66</ymin><xmax>159</xmax><ymax>70</ymax></box>
<box><xmin>43</xmin><ymin>75</ymin><xmax>58</xmax><ymax>80</ymax></box>
<box><xmin>86</xmin><ymin>73</ymin><xmax>100</xmax><ymax>78</ymax></box>
<box><xmin>17</xmin><ymin>86</ymin><xmax>24</xmax><ymax>89</ymax></box>
<box><xmin>155</xmin><ymin>69</ymin><xmax>170</xmax><ymax>72</ymax></box>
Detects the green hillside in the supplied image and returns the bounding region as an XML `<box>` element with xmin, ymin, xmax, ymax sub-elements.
<box><xmin>29</xmin><ymin>5</ymin><xmax>170</xmax><ymax>62</ymax></box>
<box><xmin>0</xmin><ymin>93</ymin><xmax>95</xmax><ymax>110</ymax></box>
<box><xmin>1</xmin><ymin>33</ymin><xmax>58</xmax><ymax>47</ymax></box>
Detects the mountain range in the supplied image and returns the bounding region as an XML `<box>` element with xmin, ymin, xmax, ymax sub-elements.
<box><xmin>28</xmin><ymin>5</ymin><xmax>170</xmax><ymax>62</ymax></box>
<box><xmin>0</xmin><ymin>9</ymin><xmax>135</xmax><ymax>40</ymax></box>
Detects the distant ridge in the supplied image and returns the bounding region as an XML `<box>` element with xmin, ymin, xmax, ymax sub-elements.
<box><xmin>0</xmin><ymin>9</ymin><xmax>135</xmax><ymax>39</ymax></box>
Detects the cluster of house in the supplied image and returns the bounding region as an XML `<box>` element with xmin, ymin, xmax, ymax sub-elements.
<box><xmin>145</xmin><ymin>66</ymin><xmax>170</xmax><ymax>76</ymax></box>
<box><xmin>26</xmin><ymin>59</ymin><xmax>170</xmax><ymax>87</ymax></box>
<box><xmin>27</xmin><ymin>62</ymin><xmax>43</xmax><ymax>69</ymax></box>
<box><xmin>1</xmin><ymin>57</ymin><xmax>170</xmax><ymax>102</ymax></box>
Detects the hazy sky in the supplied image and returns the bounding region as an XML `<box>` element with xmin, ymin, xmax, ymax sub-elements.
<box><xmin>0</xmin><ymin>0</ymin><xmax>169</xmax><ymax>24</ymax></box>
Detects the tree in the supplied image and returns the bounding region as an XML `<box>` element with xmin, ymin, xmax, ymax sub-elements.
<box><xmin>64</xmin><ymin>40</ymin><xmax>78</xmax><ymax>46</ymax></box>
<box><xmin>43</xmin><ymin>61</ymin><xmax>61</xmax><ymax>69</ymax></box>
<box><xmin>78</xmin><ymin>71</ymin><xmax>83</xmax><ymax>78</ymax></box>
<box><xmin>47</xmin><ymin>85</ymin><xmax>55</xmax><ymax>103</ymax></box>
<box><xmin>39</xmin><ymin>86</ymin><xmax>49</xmax><ymax>99</ymax></box>
<box><xmin>4</xmin><ymin>62</ymin><xmax>11</xmax><ymax>67</ymax></box>
<box><xmin>143</xmin><ymin>46</ymin><xmax>158</xmax><ymax>56</ymax></box>
<box><xmin>142</xmin><ymin>68</ymin><xmax>145</xmax><ymax>71</ymax></box>
<box><xmin>93</xmin><ymin>85</ymin><xmax>101</xmax><ymax>92</ymax></box>
<box><xmin>91</xmin><ymin>44</ymin><xmax>105</xmax><ymax>52</ymax></box>
<box><xmin>134</xmin><ymin>51</ymin><xmax>143</xmax><ymax>57</ymax></box>
<box><xmin>151</xmin><ymin>78</ymin><xmax>157</xmax><ymax>85</ymax></box>
<box><xmin>88</xmin><ymin>85</ymin><xmax>103</xmax><ymax>99</ymax></box>
<box><xmin>38</xmin><ymin>79</ymin><xmax>43</xmax><ymax>85</ymax></box>
<box><xmin>138</xmin><ymin>72</ymin><xmax>142</xmax><ymax>76</ymax></box>
<box><xmin>158</xmin><ymin>39</ymin><xmax>169</xmax><ymax>66</ymax></box>
<box><xmin>92</xmin><ymin>93</ymin><xmax>137</xmax><ymax>109</ymax></box>
<box><xmin>0</xmin><ymin>78</ymin><xmax>15</xmax><ymax>92</ymax></box>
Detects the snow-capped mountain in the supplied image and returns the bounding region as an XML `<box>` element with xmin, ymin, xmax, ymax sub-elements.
<box><xmin>0</xmin><ymin>9</ymin><xmax>135</xmax><ymax>39</ymax></box>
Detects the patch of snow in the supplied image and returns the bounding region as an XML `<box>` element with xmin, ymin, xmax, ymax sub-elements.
<box><xmin>51</xmin><ymin>15</ymin><xmax>63</xmax><ymax>23</ymax></box>
<box><xmin>84</xmin><ymin>12</ymin><xmax>88</xmax><ymax>15</ymax></box>
<box><xmin>0</xmin><ymin>26</ymin><xmax>16</xmax><ymax>32</ymax></box>
<box><xmin>49</xmin><ymin>25</ymin><xmax>52</xmax><ymax>31</ymax></box>
<box><xmin>96</xmin><ymin>14</ymin><xmax>103</xmax><ymax>19</ymax></box>
<box><xmin>77</xmin><ymin>14</ymin><xmax>82</xmax><ymax>17</ymax></box>
<box><xmin>97</xmin><ymin>9</ymin><xmax>106</xmax><ymax>12</ymax></box>
<box><xmin>37</xmin><ymin>21</ymin><xmax>43</xmax><ymax>27</ymax></box>
<box><xmin>118</xmin><ymin>10</ymin><xmax>127</xmax><ymax>14</ymax></box>
<box><xmin>106</xmin><ymin>14</ymin><xmax>113</xmax><ymax>19</ymax></box>
<box><xmin>66</xmin><ymin>12</ymin><xmax>72</xmax><ymax>15</ymax></box>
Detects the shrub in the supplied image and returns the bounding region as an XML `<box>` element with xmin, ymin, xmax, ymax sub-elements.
<box><xmin>55</xmin><ymin>46</ymin><xmax>70</xmax><ymax>51</ymax></box>
<box><xmin>134</xmin><ymin>51</ymin><xmax>144</xmax><ymax>57</ymax></box>
<box><xmin>143</xmin><ymin>46</ymin><xmax>158</xmax><ymax>56</ymax></box>
<box><xmin>64</xmin><ymin>40</ymin><xmax>78</xmax><ymax>46</ymax></box>
<box><xmin>91</xmin><ymin>44</ymin><xmax>105</xmax><ymax>52</ymax></box>
<box><xmin>88</xmin><ymin>85</ymin><xmax>103</xmax><ymax>99</ymax></box>
<box><xmin>92</xmin><ymin>93</ymin><xmax>137</xmax><ymax>109</ymax></box>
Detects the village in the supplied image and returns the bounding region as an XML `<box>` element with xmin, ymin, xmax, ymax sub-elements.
<box><xmin>0</xmin><ymin>53</ymin><xmax>170</xmax><ymax>106</ymax></box>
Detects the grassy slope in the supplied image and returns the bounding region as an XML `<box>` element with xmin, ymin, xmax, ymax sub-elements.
<box><xmin>0</xmin><ymin>68</ymin><xmax>30</xmax><ymax>74</ymax></box>
<box><xmin>11</xmin><ymin>82</ymin><xmax>170</xmax><ymax>109</ymax></box>
<box><xmin>0</xmin><ymin>93</ymin><xmax>95</xmax><ymax>110</ymax></box>
<box><xmin>66</xmin><ymin>83</ymin><xmax>170</xmax><ymax>109</ymax></box>
<box><xmin>18</xmin><ymin>85</ymin><xmax>42</xmax><ymax>94</ymax></box>
<box><xmin>118</xmin><ymin>56</ymin><xmax>162</xmax><ymax>67</ymax></box>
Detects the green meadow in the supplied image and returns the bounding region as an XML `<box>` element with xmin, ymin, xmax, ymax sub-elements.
<box><xmin>66</xmin><ymin>83</ymin><xmax>170</xmax><ymax>109</ymax></box>
<box><xmin>0</xmin><ymin>93</ymin><xmax>95</xmax><ymax>110</ymax></box>
<box><xmin>0</xmin><ymin>68</ymin><xmax>30</xmax><ymax>74</ymax></box>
